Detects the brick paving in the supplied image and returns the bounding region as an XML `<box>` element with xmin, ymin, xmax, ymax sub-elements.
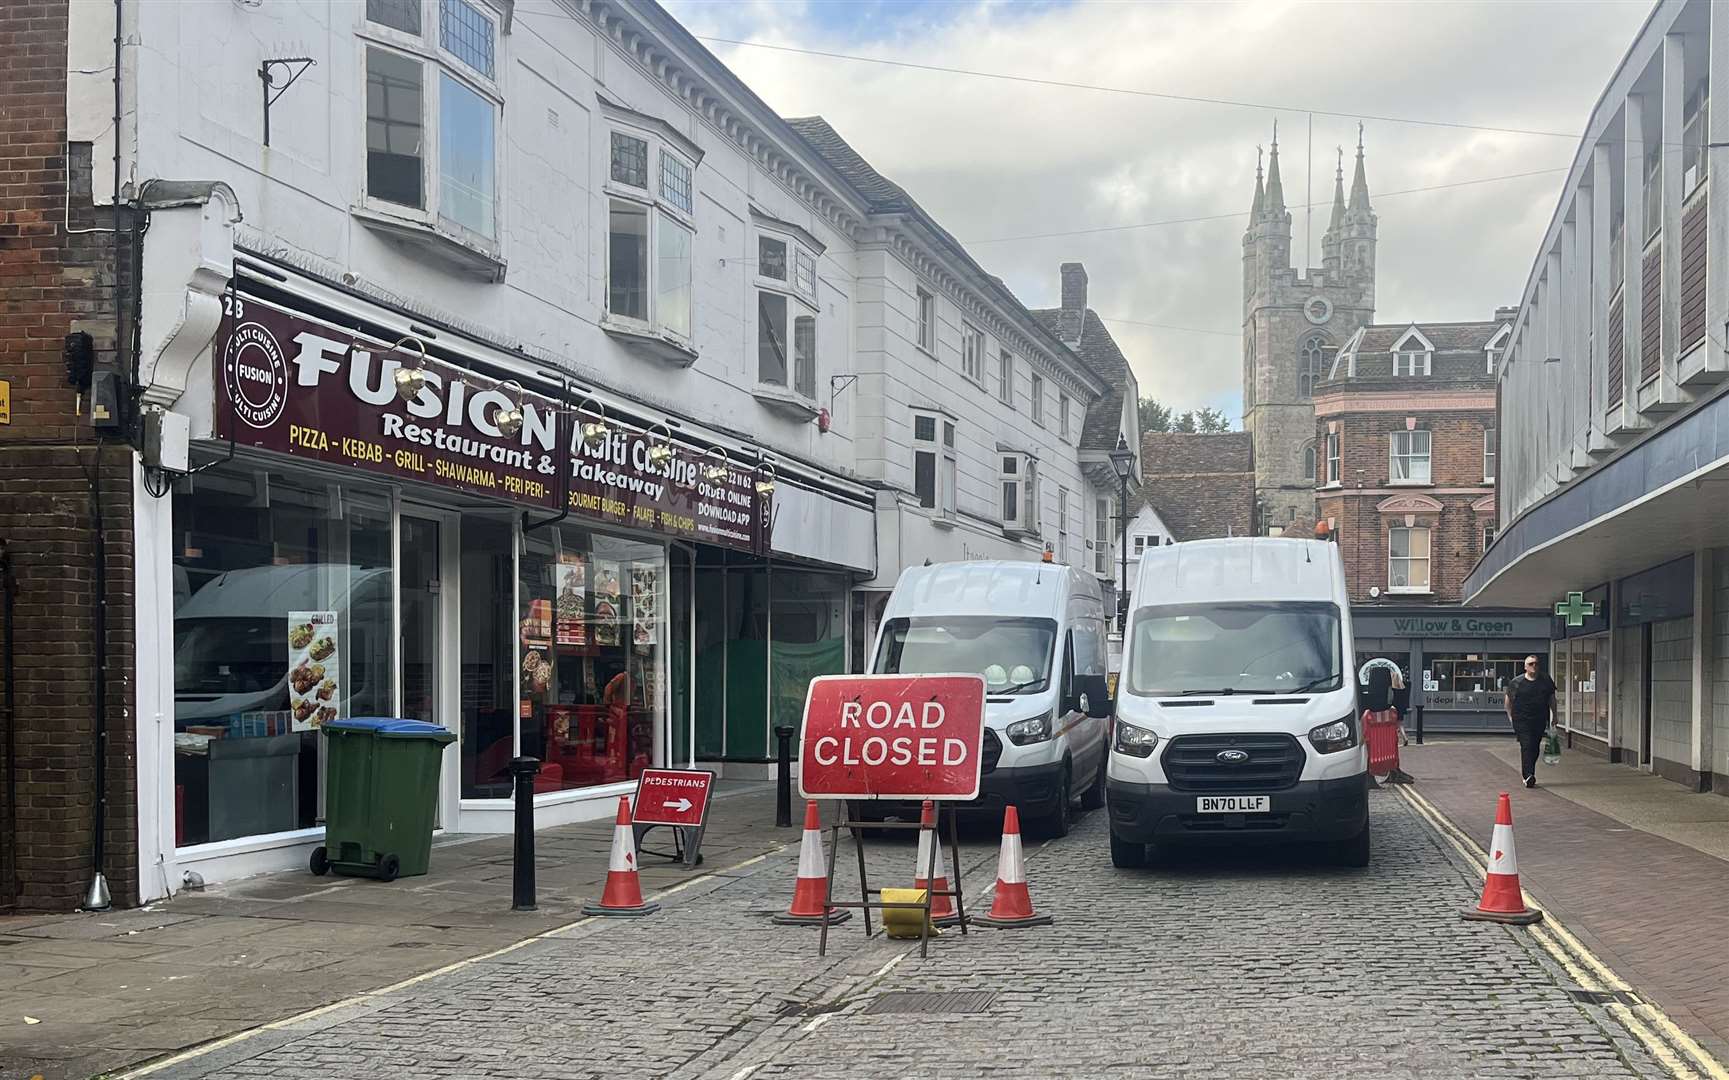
<box><xmin>1410</xmin><ymin>742</ymin><xmax>1729</xmax><ymax>1065</ymax></box>
<box><xmin>140</xmin><ymin>793</ymin><xmax>1671</xmax><ymax>1080</ymax></box>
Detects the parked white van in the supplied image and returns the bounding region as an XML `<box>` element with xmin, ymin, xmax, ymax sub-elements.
<box><xmin>865</xmin><ymin>560</ymin><xmax>1112</xmax><ymax>837</ymax></box>
<box><xmin>1106</xmin><ymin>538</ymin><xmax>1370</xmax><ymax>867</ymax></box>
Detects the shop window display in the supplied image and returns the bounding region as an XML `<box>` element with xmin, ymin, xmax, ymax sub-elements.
<box><xmin>518</xmin><ymin>524</ymin><xmax>665</xmax><ymax>792</ymax></box>
<box><xmin>1423</xmin><ymin>653</ymin><xmax>1528</xmax><ymax>711</ymax></box>
<box><xmin>172</xmin><ymin>463</ymin><xmax>393</xmax><ymax>846</ymax></box>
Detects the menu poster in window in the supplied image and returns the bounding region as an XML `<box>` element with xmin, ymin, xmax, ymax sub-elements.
<box><xmin>593</xmin><ymin>560</ymin><xmax>622</xmax><ymax>646</ymax></box>
<box><xmin>631</xmin><ymin>567</ymin><xmax>659</xmax><ymax>645</ymax></box>
<box><xmin>556</xmin><ymin>555</ymin><xmax>588</xmax><ymax>647</ymax></box>
<box><xmin>287</xmin><ymin>611</ymin><xmax>340</xmax><ymax>732</ymax></box>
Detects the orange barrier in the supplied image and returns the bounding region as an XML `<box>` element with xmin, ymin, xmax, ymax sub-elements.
<box><xmin>1363</xmin><ymin>708</ymin><xmax>1408</xmax><ymax>782</ymax></box>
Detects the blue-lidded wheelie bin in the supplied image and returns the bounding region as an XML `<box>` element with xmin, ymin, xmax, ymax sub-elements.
<box><xmin>310</xmin><ymin>718</ymin><xmax>455</xmax><ymax>881</ymax></box>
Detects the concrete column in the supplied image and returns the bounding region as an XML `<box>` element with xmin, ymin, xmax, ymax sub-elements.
<box><xmin>1589</xmin><ymin>145</ymin><xmax>1615</xmax><ymax>454</ymax></box>
<box><xmin>1705</xmin><ymin>5</ymin><xmax>1729</xmax><ymax>379</ymax></box>
<box><xmin>1560</xmin><ymin>216</ymin><xmax>1587</xmax><ymax>471</ymax></box>
<box><xmin>1617</xmin><ymin>95</ymin><xmax>1646</xmax><ymax>434</ymax></box>
<box><xmin>1693</xmin><ymin>547</ymin><xmax>1715</xmax><ymax>787</ymax></box>
<box><xmin>1545</xmin><ymin>252</ymin><xmax>1567</xmax><ymax>485</ymax></box>
<box><xmin>1658</xmin><ymin>33</ymin><xmax>1687</xmax><ymax>405</ymax></box>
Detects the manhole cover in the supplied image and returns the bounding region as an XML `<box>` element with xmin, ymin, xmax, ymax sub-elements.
<box><xmin>862</xmin><ymin>991</ymin><xmax>995</xmax><ymax>1016</ymax></box>
<box><xmin>1567</xmin><ymin>989</ymin><xmax>1641</xmax><ymax>1006</ymax></box>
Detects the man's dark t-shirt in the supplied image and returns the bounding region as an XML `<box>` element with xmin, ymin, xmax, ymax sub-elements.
<box><xmin>1507</xmin><ymin>673</ymin><xmax>1557</xmax><ymax>730</ymax></box>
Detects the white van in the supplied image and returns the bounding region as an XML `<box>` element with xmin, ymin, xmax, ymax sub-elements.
<box><xmin>1106</xmin><ymin>538</ymin><xmax>1370</xmax><ymax>867</ymax></box>
<box><xmin>865</xmin><ymin>560</ymin><xmax>1112</xmax><ymax>837</ymax></box>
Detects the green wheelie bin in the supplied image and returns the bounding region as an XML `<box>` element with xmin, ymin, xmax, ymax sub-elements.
<box><xmin>311</xmin><ymin>717</ymin><xmax>455</xmax><ymax>881</ymax></box>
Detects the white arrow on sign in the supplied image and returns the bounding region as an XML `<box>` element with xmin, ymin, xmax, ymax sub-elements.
<box><xmin>664</xmin><ymin>797</ymin><xmax>693</xmax><ymax>813</ymax></box>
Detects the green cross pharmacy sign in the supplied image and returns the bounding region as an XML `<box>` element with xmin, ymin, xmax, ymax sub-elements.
<box><xmin>1554</xmin><ymin>591</ymin><xmax>1597</xmax><ymax>628</ymax></box>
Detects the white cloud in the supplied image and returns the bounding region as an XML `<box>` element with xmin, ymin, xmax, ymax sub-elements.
<box><xmin>669</xmin><ymin>0</ymin><xmax>1652</xmax><ymax>420</ymax></box>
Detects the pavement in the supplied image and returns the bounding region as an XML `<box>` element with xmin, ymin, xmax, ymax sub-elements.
<box><xmin>0</xmin><ymin>782</ymin><xmax>793</xmax><ymax>1080</ymax></box>
<box><xmin>0</xmin><ymin>748</ymin><xmax>1725</xmax><ymax>1079</ymax></box>
<box><xmin>1407</xmin><ymin>737</ymin><xmax>1729</xmax><ymax>1067</ymax></box>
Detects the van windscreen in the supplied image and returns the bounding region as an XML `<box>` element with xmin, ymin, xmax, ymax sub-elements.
<box><xmin>874</xmin><ymin>616</ymin><xmax>1057</xmax><ymax>695</ymax></box>
<box><xmin>1127</xmin><ymin>602</ymin><xmax>1342</xmax><ymax>697</ymax></box>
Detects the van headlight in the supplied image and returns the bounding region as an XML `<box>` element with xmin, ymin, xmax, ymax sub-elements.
<box><xmin>1308</xmin><ymin>715</ymin><xmax>1357</xmax><ymax>754</ymax></box>
<box><xmin>1006</xmin><ymin>712</ymin><xmax>1053</xmax><ymax>746</ymax></box>
<box><xmin>1114</xmin><ymin>719</ymin><xmax>1159</xmax><ymax>758</ymax></box>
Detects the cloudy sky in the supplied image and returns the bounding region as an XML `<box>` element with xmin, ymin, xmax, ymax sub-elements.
<box><xmin>664</xmin><ymin>0</ymin><xmax>1653</xmax><ymax>422</ymax></box>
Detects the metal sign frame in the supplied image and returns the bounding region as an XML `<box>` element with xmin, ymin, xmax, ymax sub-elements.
<box><xmin>815</xmin><ymin>802</ymin><xmax>968</xmax><ymax>960</ymax></box>
<box><xmin>630</xmin><ymin>768</ymin><xmax>716</xmax><ymax>870</ymax></box>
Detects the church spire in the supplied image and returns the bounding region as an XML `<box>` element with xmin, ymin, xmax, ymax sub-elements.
<box><xmin>1328</xmin><ymin>147</ymin><xmax>1347</xmax><ymax>233</ymax></box>
<box><xmin>1264</xmin><ymin>121</ymin><xmax>1286</xmax><ymax>214</ymax></box>
<box><xmin>1251</xmin><ymin>145</ymin><xmax>1264</xmax><ymax>217</ymax></box>
<box><xmin>1348</xmin><ymin>123</ymin><xmax>1372</xmax><ymax>215</ymax></box>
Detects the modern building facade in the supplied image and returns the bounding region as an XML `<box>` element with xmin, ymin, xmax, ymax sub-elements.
<box><xmin>1316</xmin><ymin>315</ymin><xmax>1548</xmax><ymax>731</ymax></box>
<box><xmin>1</xmin><ymin>0</ymin><xmax>1127</xmax><ymax>909</ymax></box>
<box><xmin>1243</xmin><ymin>135</ymin><xmax>1377</xmax><ymax>533</ymax></box>
<box><xmin>1467</xmin><ymin>0</ymin><xmax>1729</xmax><ymax>791</ymax></box>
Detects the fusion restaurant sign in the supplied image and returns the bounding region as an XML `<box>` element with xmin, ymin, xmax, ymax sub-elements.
<box><xmin>213</xmin><ymin>298</ymin><xmax>766</xmax><ymax>551</ymax></box>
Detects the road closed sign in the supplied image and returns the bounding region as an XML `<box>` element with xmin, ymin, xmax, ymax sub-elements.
<box><xmin>632</xmin><ymin>769</ymin><xmax>715</xmax><ymax>827</ymax></box>
<box><xmin>798</xmin><ymin>674</ymin><xmax>987</xmax><ymax>801</ymax></box>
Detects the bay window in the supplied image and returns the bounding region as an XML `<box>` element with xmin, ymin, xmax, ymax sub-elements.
<box><xmin>1389</xmin><ymin>430</ymin><xmax>1431</xmax><ymax>484</ymax></box>
<box><xmin>913</xmin><ymin>413</ymin><xmax>956</xmax><ymax>518</ymax></box>
<box><xmin>362</xmin><ymin>0</ymin><xmax>501</xmax><ymax>244</ymax></box>
<box><xmin>1001</xmin><ymin>453</ymin><xmax>1039</xmax><ymax>533</ymax></box>
<box><xmin>756</xmin><ymin>229</ymin><xmax>820</xmax><ymax>400</ymax></box>
<box><xmin>1388</xmin><ymin>526</ymin><xmax>1431</xmax><ymax>592</ymax></box>
<box><xmin>603</xmin><ymin>122</ymin><xmax>696</xmax><ymax>344</ymax></box>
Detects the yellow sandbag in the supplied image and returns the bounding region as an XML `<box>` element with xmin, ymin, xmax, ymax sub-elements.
<box><xmin>880</xmin><ymin>887</ymin><xmax>940</xmax><ymax>939</ymax></box>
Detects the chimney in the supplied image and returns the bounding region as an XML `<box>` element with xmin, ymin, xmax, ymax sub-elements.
<box><xmin>1494</xmin><ymin>305</ymin><xmax>1519</xmax><ymax>323</ymax></box>
<box><xmin>1060</xmin><ymin>262</ymin><xmax>1088</xmax><ymax>312</ymax></box>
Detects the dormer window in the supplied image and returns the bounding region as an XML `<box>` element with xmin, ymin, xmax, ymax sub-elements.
<box><xmin>1484</xmin><ymin>323</ymin><xmax>1511</xmax><ymax>375</ymax></box>
<box><xmin>1389</xmin><ymin>328</ymin><xmax>1434</xmax><ymax>376</ymax></box>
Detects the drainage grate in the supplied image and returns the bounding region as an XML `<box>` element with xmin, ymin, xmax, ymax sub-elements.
<box><xmin>862</xmin><ymin>990</ymin><xmax>996</xmax><ymax>1016</ymax></box>
<box><xmin>1567</xmin><ymin>989</ymin><xmax>1642</xmax><ymax>1006</ymax></box>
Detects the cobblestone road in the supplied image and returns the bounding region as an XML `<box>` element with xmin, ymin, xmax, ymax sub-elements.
<box><xmin>144</xmin><ymin>792</ymin><xmax>1675</xmax><ymax>1080</ymax></box>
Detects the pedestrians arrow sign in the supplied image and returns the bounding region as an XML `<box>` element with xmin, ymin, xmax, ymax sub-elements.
<box><xmin>631</xmin><ymin>769</ymin><xmax>714</xmax><ymax>828</ymax></box>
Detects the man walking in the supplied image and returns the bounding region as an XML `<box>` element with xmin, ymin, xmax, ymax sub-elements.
<box><xmin>1505</xmin><ymin>655</ymin><xmax>1557</xmax><ymax>788</ymax></box>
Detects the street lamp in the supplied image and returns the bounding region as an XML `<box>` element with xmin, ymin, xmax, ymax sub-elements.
<box><xmin>1109</xmin><ymin>433</ymin><xmax>1135</xmax><ymax>633</ymax></box>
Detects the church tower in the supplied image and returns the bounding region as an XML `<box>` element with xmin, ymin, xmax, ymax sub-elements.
<box><xmin>1242</xmin><ymin>125</ymin><xmax>1377</xmax><ymax>533</ymax></box>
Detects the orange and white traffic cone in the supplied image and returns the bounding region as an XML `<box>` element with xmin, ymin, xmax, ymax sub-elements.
<box><xmin>913</xmin><ymin>800</ymin><xmax>962</xmax><ymax>927</ymax></box>
<box><xmin>972</xmin><ymin>806</ymin><xmax>1053</xmax><ymax>929</ymax></box>
<box><xmin>772</xmin><ymin>801</ymin><xmax>851</xmax><ymax>926</ymax></box>
<box><xmin>1461</xmin><ymin>791</ymin><xmax>1543</xmax><ymax>925</ymax></box>
<box><xmin>582</xmin><ymin>796</ymin><xmax>661</xmax><ymax>917</ymax></box>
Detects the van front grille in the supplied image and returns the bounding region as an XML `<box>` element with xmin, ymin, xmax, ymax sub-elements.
<box><xmin>1161</xmin><ymin>733</ymin><xmax>1305</xmax><ymax>793</ymax></box>
<box><xmin>981</xmin><ymin>729</ymin><xmax>1002</xmax><ymax>774</ymax></box>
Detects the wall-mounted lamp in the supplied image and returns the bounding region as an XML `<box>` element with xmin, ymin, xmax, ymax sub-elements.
<box><xmin>646</xmin><ymin>421</ymin><xmax>675</xmax><ymax>469</ymax></box>
<box><xmin>389</xmin><ymin>336</ymin><xmax>430</xmax><ymax>403</ymax></box>
<box><xmin>495</xmin><ymin>380</ymin><xmax>525</xmax><ymax>438</ymax></box>
<box><xmin>703</xmin><ymin>446</ymin><xmax>730</xmax><ymax>483</ymax></box>
<box><xmin>578</xmin><ymin>398</ymin><xmax>610</xmax><ymax>450</ymax></box>
<box><xmin>754</xmin><ymin>462</ymin><xmax>777</xmax><ymax>498</ymax></box>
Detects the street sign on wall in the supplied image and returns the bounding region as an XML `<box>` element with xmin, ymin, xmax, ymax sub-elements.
<box><xmin>632</xmin><ymin>769</ymin><xmax>715</xmax><ymax>827</ymax></box>
<box><xmin>798</xmin><ymin>674</ymin><xmax>987</xmax><ymax>801</ymax></box>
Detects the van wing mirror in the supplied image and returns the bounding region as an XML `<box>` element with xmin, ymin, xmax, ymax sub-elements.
<box><xmin>1074</xmin><ymin>673</ymin><xmax>1112</xmax><ymax>718</ymax></box>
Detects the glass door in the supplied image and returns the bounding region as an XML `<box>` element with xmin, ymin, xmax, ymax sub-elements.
<box><xmin>400</xmin><ymin>510</ymin><xmax>459</xmax><ymax>826</ymax></box>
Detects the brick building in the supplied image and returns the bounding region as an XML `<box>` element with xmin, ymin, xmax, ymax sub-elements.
<box><xmin>1314</xmin><ymin>314</ymin><xmax>1551</xmax><ymax>732</ymax></box>
<box><xmin>0</xmin><ymin>2</ymin><xmax>139</xmax><ymax>911</ymax></box>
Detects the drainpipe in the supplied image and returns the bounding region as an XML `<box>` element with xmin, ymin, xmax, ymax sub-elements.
<box><xmin>2</xmin><ymin>541</ymin><xmax>16</xmax><ymax>908</ymax></box>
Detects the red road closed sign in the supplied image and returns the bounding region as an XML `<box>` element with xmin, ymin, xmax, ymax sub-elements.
<box><xmin>632</xmin><ymin>769</ymin><xmax>715</xmax><ymax>827</ymax></box>
<box><xmin>798</xmin><ymin>674</ymin><xmax>987</xmax><ymax>801</ymax></box>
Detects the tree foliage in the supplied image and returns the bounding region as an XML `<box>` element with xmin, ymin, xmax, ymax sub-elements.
<box><xmin>1139</xmin><ymin>398</ymin><xmax>1230</xmax><ymax>434</ymax></box>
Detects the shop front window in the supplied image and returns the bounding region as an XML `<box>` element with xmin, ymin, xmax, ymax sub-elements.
<box><xmin>172</xmin><ymin>463</ymin><xmax>393</xmax><ymax>847</ymax></box>
<box><xmin>518</xmin><ymin>524</ymin><xmax>666</xmax><ymax>792</ymax></box>
<box><xmin>1423</xmin><ymin>653</ymin><xmax>1528</xmax><ymax>712</ymax></box>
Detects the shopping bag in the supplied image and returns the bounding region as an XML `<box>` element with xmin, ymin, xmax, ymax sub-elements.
<box><xmin>1542</xmin><ymin>726</ymin><xmax>1562</xmax><ymax>766</ymax></box>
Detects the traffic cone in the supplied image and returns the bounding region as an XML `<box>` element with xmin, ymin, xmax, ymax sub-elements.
<box><xmin>582</xmin><ymin>796</ymin><xmax>661</xmax><ymax>917</ymax></box>
<box><xmin>1461</xmin><ymin>792</ymin><xmax>1543</xmax><ymax>925</ymax></box>
<box><xmin>972</xmin><ymin>806</ymin><xmax>1053</xmax><ymax>928</ymax></box>
<box><xmin>912</xmin><ymin>800</ymin><xmax>961</xmax><ymax>927</ymax></box>
<box><xmin>772</xmin><ymin>801</ymin><xmax>851</xmax><ymax>926</ymax></box>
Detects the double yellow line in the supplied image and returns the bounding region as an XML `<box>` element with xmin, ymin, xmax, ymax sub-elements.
<box><xmin>1398</xmin><ymin>785</ymin><xmax>1728</xmax><ymax>1080</ymax></box>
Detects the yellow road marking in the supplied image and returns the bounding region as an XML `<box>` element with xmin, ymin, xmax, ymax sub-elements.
<box><xmin>113</xmin><ymin>844</ymin><xmax>789</xmax><ymax>1078</ymax></box>
<box><xmin>1397</xmin><ymin>786</ymin><xmax>1728</xmax><ymax>1080</ymax></box>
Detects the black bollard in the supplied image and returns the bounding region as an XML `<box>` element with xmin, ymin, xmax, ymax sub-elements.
<box><xmin>773</xmin><ymin>724</ymin><xmax>796</xmax><ymax>828</ymax></box>
<box><xmin>1414</xmin><ymin>706</ymin><xmax>1424</xmax><ymax>745</ymax></box>
<box><xmin>510</xmin><ymin>756</ymin><xmax>540</xmax><ymax>911</ymax></box>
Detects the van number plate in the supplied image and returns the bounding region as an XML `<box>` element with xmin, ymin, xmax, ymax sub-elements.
<box><xmin>1196</xmin><ymin>796</ymin><xmax>1269</xmax><ymax>813</ymax></box>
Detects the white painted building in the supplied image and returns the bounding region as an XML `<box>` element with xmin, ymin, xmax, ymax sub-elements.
<box><xmin>68</xmin><ymin>0</ymin><xmax>1124</xmax><ymax>897</ymax></box>
<box><xmin>1467</xmin><ymin>0</ymin><xmax>1729</xmax><ymax>794</ymax></box>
